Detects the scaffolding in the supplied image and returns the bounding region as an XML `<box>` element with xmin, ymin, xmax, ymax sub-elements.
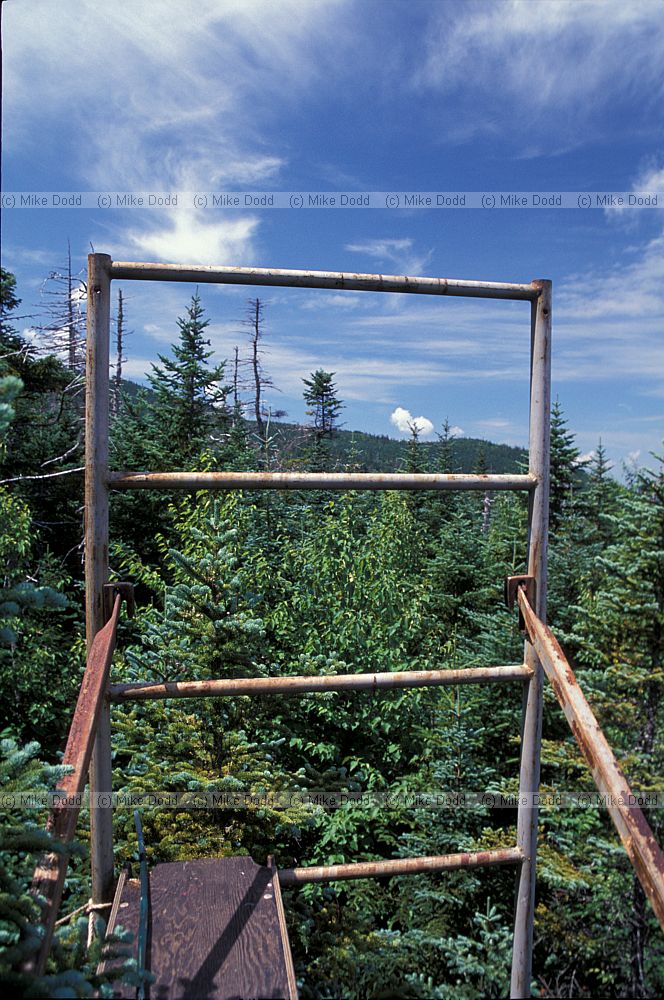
<box><xmin>28</xmin><ymin>256</ymin><xmax>664</xmax><ymax>999</ymax></box>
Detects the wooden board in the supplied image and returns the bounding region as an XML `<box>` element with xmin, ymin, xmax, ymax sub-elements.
<box><xmin>103</xmin><ymin>856</ymin><xmax>297</xmax><ymax>999</ymax></box>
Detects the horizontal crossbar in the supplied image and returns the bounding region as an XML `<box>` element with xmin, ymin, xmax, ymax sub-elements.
<box><xmin>109</xmin><ymin>261</ymin><xmax>542</xmax><ymax>301</ymax></box>
<box><xmin>108</xmin><ymin>471</ymin><xmax>537</xmax><ymax>492</ymax></box>
<box><xmin>278</xmin><ymin>847</ymin><xmax>524</xmax><ymax>885</ymax></box>
<box><xmin>109</xmin><ymin>665</ymin><xmax>532</xmax><ymax>702</ymax></box>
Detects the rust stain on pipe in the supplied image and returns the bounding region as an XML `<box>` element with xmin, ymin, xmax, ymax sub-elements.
<box><xmin>110</xmin><ymin>665</ymin><xmax>533</xmax><ymax>702</ymax></box>
<box><xmin>517</xmin><ymin>586</ymin><xmax>664</xmax><ymax>931</ymax></box>
<box><xmin>108</xmin><ymin>471</ymin><xmax>537</xmax><ymax>493</ymax></box>
<box><xmin>27</xmin><ymin>595</ymin><xmax>122</xmax><ymax>977</ymax></box>
<box><xmin>109</xmin><ymin>261</ymin><xmax>541</xmax><ymax>301</ymax></box>
<box><xmin>279</xmin><ymin>847</ymin><xmax>524</xmax><ymax>885</ymax></box>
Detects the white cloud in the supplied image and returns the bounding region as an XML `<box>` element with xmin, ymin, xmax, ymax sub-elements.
<box><xmin>299</xmin><ymin>292</ymin><xmax>368</xmax><ymax>311</ymax></box>
<box><xmin>449</xmin><ymin>425</ymin><xmax>464</xmax><ymax>438</ymax></box>
<box><xmin>345</xmin><ymin>238</ymin><xmax>433</xmax><ymax>276</ymax></box>
<box><xmin>390</xmin><ymin>406</ymin><xmax>434</xmax><ymax>437</ymax></box>
<box><xmin>119</xmin><ymin>209</ymin><xmax>259</xmax><ymax>266</ymax></box>
<box><xmin>5</xmin><ymin>0</ymin><xmax>348</xmax><ymax>264</ymax></box>
<box><xmin>415</xmin><ymin>0</ymin><xmax>664</xmax><ymax>145</ymax></box>
<box><xmin>5</xmin><ymin>1</ymin><xmax>345</xmax><ymax>188</ymax></box>
<box><xmin>419</xmin><ymin>2</ymin><xmax>664</xmax><ymax>99</ymax></box>
<box><xmin>605</xmin><ymin>160</ymin><xmax>664</xmax><ymax>218</ymax></box>
<box><xmin>477</xmin><ymin>417</ymin><xmax>512</xmax><ymax>430</ymax></box>
<box><xmin>635</xmin><ymin>165</ymin><xmax>664</xmax><ymax>194</ymax></box>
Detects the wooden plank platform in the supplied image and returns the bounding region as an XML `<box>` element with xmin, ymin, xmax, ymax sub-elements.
<box><xmin>103</xmin><ymin>856</ymin><xmax>298</xmax><ymax>999</ymax></box>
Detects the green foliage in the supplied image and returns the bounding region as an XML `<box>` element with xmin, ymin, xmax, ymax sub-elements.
<box><xmin>114</xmin><ymin>494</ymin><xmax>312</xmax><ymax>867</ymax></box>
<box><xmin>146</xmin><ymin>292</ymin><xmax>230</xmax><ymax>464</ymax></box>
<box><xmin>0</xmin><ymin>451</ymin><xmax>78</xmax><ymax>749</ymax></box>
<box><xmin>0</xmin><ymin>272</ymin><xmax>83</xmax><ymax>572</ymax></box>
<box><xmin>302</xmin><ymin>369</ymin><xmax>344</xmax><ymax>471</ymax></box>
<box><xmin>0</xmin><ymin>376</ymin><xmax>23</xmax><ymax>444</ymax></box>
<box><xmin>0</xmin><ymin>738</ymin><xmax>138</xmax><ymax>998</ymax></box>
<box><xmin>549</xmin><ymin>398</ymin><xmax>583</xmax><ymax>532</ymax></box>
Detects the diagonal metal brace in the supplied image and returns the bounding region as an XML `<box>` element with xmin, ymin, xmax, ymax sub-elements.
<box><xmin>504</xmin><ymin>575</ymin><xmax>536</xmax><ymax>633</ymax></box>
<box><xmin>102</xmin><ymin>582</ymin><xmax>135</xmax><ymax>623</ymax></box>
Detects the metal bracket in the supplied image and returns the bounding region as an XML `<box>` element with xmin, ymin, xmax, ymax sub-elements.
<box><xmin>504</xmin><ymin>575</ymin><xmax>536</xmax><ymax>633</ymax></box>
<box><xmin>103</xmin><ymin>582</ymin><xmax>135</xmax><ymax>622</ymax></box>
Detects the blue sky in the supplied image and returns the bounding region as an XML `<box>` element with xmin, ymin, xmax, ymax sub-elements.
<box><xmin>3</xmin><ymin>0</ymin><xmax>664</xmax><ymax>473</ymax></box>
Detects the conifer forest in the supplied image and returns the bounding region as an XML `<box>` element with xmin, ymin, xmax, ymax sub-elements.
<box><xmin>1</xmin><ymin>266</ymin><xmax>663</xmax><ymax>998</ymax></box>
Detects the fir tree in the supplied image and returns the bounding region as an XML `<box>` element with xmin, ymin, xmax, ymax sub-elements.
<box><xmin>549</xmin><ymin>398</ymin><xmax>582</xmax><ymax>531</ymax></box>
<box><xmin>570</xmin><ymin>451</ymin><xmax>664</xmax><ymax>995</ymax></box>
<box><xmin>0</xmin><ymin>270</ymin><xmax>83</xmax><ymax>566</ymax></box>
<box><xmin>302</xmin><ymin>370</ymin><xmax>343</xmax><ymax>473</ymax></box>
<box><xmin>0</xmin><ymin>738</ymin><xmax>138</xmax><ymax>997</ymax></box>
<box><xmin>147</xmin><ymin>292</ymin><xmax>229</xmax><ymax>465</ymax></box>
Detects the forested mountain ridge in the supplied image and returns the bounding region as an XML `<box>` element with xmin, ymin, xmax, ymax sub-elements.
<box><xmin>244</xmin><ymin>420</ymin><xmax>526</xmax><ymax>474</ymax></box>
<box><xmin>117</xmin><ymin>377</ymin><xmax>526</xmax><ymax>474</ymax></box>
<box><xmin>1</xmin><ymin>273</ymin><xmax>662</xmax><ymax>998</ymax></box>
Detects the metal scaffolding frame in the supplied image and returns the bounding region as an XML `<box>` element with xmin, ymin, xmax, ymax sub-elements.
<box><xmin>79</xmin><ymin>255</ymin><xmax>551</xmax><ymax>997</ymax></box>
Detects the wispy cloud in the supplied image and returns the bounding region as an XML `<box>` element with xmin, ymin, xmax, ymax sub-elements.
<box><xmin>5</xmin><ymin>0</ymin><xmax>347</xmax><ymax>263</ymax></box>
<box><xmin>605</xmin><ymin>159</ymin><xmax>664</xmax><ymax>219</ymax></box>
<box><xmin>472</xmin><ymin>416</ymin><xmax>524</xmax><ymax>446</ymax></box>
<box><xmin>415</xmin><ymin>1</ymin><xmax>664</xmax><ymax>146</ymax></box>
<box><xmin>345</xmin><ymin>238</ymin><xmax>433</xmax><ymax>276</ymax></box>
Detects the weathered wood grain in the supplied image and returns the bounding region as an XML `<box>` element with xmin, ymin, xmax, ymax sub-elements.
<box><xmin>106</xmin><ymin>857</ymin><xmax>297</xmax><ymax>999</ymax></box>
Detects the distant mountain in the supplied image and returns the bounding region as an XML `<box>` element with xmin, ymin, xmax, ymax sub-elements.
<box><xmin>260</xmin><ymin>420</ymin><xmax>527</xmax><ymax>474</ymax></box>
<box><xmin>118</xmin><ymin>380</ymin><xmax>527</xmax><ymax>473</ymax></box>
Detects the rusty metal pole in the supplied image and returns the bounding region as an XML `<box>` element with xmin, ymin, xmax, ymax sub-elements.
<box><xmin>109</xmin><ymin>261</ymin><xmax>540</xmax><ymax>301</ymax></box>
<box><xmin>109</xmin><ymin>664</ymin><xmax>533</xmax><ymax>702</ymax></box>
<box><xmin>86</xmin><ymin>253</ymin><xmax>114</xmax><ymax>905</ymax></box>
<box><xmin>108</xmin><ymin>470</ymin><xmax>536</xmax><ymax>492</ymax></box>
<box><xmin>516</xmin><ymin>586</ymin><xmax>664</xmax><ymax>931</ymax></box>
<box><xmin>510</xmin><ymin>280</ymin><xmax>551</xmax><ymax>999</ymax></box>
<box><xmin>279</xmin><ymin>847</ymin><xmax>524</xmax><ymax>885</ymax></box>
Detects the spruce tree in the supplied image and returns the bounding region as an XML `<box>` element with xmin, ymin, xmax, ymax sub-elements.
<box><xmin>549</xmin><ymin>398</ymin><xmax>582</xmax><ymax>531</ymax></box>
<box><xmin>302</xmin><ymin>370</ymin><xmax>343</xmax><ymax>472</ymax></box>
<box><xmin>147</xmin><ymin>292</ymin><xmax>229</xmax><ymax>465</ymax></box>
<box><xmin>570</xmin><ymin>451</ymin><xmax>664</xmax><ymax>996</ymax></box>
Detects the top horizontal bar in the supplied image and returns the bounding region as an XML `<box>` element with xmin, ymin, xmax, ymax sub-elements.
<box><xmin>108</xmin><ymin>471</ymin><xmax>537</xmax><ymax>492</ymax></box>
<box><xmin>109</xmin><ymin>261</ymin><xmax>542</xmax><ymax>301</ymax></box>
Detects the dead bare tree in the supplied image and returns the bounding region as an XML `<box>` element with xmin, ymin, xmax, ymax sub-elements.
<box><xmin>111</xmin><ymin>289</ymin><xmax>130</xmax><ymax>416</ymax></box>
<box><xmin>243</xmin><ymin>298</ymin><xmax>287</xmax><ymax>432</ymax></box>
<box><xmin>247</xmin><ymin>298</ymin><xmax>267</xmax><ymax>438</ymax></box>
<box><xmin>37</xmin><ymin>240</ymin><xmax>87</xmax><ymax>374</ymax></box>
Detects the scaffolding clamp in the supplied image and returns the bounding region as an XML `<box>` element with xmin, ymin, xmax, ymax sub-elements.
<box><xmin>504</xmin><ymin>575</ymin><xmax>536</xmax><ymax>633</ymax></box>
<box><xmin>103</xmin><ymin>582</ymin><xmax>135</xmax><ymax>622</ymax></box>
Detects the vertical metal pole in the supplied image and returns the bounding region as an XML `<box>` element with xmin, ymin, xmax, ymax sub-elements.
<box><xmin>86</xmin><ymin>253</ymin><xmax>114</xmax><ymax>904</ymax></box>
<box><xmin>510</xmin><ymin>280</ymin><xmax>551</xmax><ymax>998</ymax></box>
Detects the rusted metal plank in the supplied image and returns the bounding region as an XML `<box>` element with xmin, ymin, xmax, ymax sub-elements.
<box><xmin>279</xmin><ymin>847</ymin><xmax>524</xmax><ymax>885</ymax></box>
<box><xmin>28</xmin><ymin>594</ymin><xmax>122</xmax><ymax>977</ymax></box>
<box><xmin>109</xmin><ymin>261</ymin><xmax>541</xmax><ymax>301</ymax></box>
<box><xmin>108</xmin><ymin>471</ymin><xmax>537</xmax><ymax>492</ymax></box>
<box><xmin>86</xmin><ymin>253</ymin><xmax>115</xmax><ymax>909</ymax></box>
<box><xmin>511</xmin><ymin>279</ymin><xmax>552</xmax><ymax>999</ymax></box>
<box><xmin>517</xmin><ymin>586</ymin><xmax>664</xmax><ymax>932</ymax></box>
<box><xmin>109</xmin><ymin>665</ymin><xmax>533</xmax><ymax>702</ymax></box>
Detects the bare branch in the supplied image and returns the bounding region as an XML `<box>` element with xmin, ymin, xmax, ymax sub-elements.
<box><xmin>0</xmin><ymin>466</ymin><xmax>84</xmax><ymax>485</ymax></box>
<box><xmin>40</xmin><ymin>439</ymin><xmax>82</xmax><ymax>468</ymax></box>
